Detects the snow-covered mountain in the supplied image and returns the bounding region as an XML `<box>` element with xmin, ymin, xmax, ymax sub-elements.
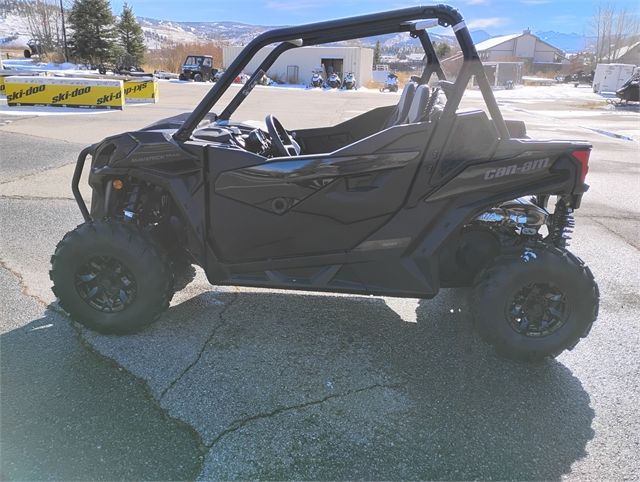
<box><xmin>0</xmin><ymin>3</ymin><xmax>596</xmax><ymax>54</ymax></box>
<box><xmin>137</xmin><ymin>17</ymin><xmax>280</xmax><ymax>48</ymax></box>
<box><xmin>535</xmin><ymin>31</ymin><xmax>597</xmax><ymax>53</ymax></box>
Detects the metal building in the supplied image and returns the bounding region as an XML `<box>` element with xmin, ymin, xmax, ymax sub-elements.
<box><xmin>222</xmin><ymin>46</ymin><xmax>374</xmax><ymax>85</ymax></box>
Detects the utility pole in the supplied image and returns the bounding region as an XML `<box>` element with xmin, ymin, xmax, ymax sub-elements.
<box><xmin>59</xmin><ymin>0</ymin><xmax>69</xmax><ymax>62</ymax></box>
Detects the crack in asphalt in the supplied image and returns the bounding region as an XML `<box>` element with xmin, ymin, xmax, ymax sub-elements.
<box><xmin>159</xmin><ymin>289</ymin><xmax>240</xmax><ymax>401</ymax></box>
<box><xmin>581</xmin><ymin>214</ymin><xmax>640</xmax><ymax>221</ymax></box>
<box><xmin>0</xmin><ymin>259</ymin><xmax>210</xmax><ymax>471</ymax></box>
<box><xmin>0</xmin><ymin>258</ymin><xmax>56</xmax><ymax>309</ymax></box>
<box><xmin>0</xmin><ymin>195</ymin><xmax>75</xmax><ymax>201</ymax></box>
<box><xmin>0</xmin><ymin>261</ymin><xmax>210</xmax><ymax>475</ymax></box>
<box><xmin>205</xmin><ymin>382</ymin><xmax>406</xmax><ymax>449</ymax></box>
<box><xmin>0</xmin><ymin>161</ymin><xmax>76</xmax><ymax>185</ymax></box>
<box><xmin>590</xmin><ymin>217</ymin><xmax>640</xmax><ymax>251</ymax></box>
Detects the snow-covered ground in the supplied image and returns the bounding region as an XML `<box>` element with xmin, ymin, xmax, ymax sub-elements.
<box><xmin>0</xmin><ymin>98</ymin><xmax>120</xmax><ymax>116</ymax></box>
<box><xmin>1</xmin><ymin>58</ymin><xmax>95</xmax><ymax>76</ymax></box>
<box><xmin>0</xmin><ymin>12</ymin><xmax>29</xmax><ymax>49</ymax></box>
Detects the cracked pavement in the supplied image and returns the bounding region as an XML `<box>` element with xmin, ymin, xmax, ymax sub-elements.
<box><xmin>1</xmin><ymin>83</ymin><xmax>639</xmax><ymax>480</ymax></box>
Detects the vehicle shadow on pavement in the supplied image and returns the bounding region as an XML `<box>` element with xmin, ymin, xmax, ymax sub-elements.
<box><xmin>134</xmin><ymin>287</ymin><xmax>595</xmax><ymax>480</ymax></box>
<box><xmin>0</xmin><ymin>306</ymin><xmax>203</xmax><ymax>481</ymax></box>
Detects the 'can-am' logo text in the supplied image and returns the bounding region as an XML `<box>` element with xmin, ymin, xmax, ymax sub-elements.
<box><xmin>484</xmin><ymin>158</ymin><xmax>550</xmax><ymax>180</ymax></box>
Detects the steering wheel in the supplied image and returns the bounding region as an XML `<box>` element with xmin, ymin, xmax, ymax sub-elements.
<box><xmin>265</xmin><ymin>114</ymin><xmax>300</xmax><ymax>157</ymax></box>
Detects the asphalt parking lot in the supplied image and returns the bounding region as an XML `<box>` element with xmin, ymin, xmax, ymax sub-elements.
<box><xmin>1</xmin><ymin>82</ymin><xmax>639</xmax><ymax>480</ymax></box>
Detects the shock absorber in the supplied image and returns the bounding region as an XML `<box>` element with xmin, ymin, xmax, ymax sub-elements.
<box><xmin>123</xmin><ymin>184</ymin><xmax>140</xmax><ymax>222</ymax></box>
<box><xmin>550</xmin><ymin>196</ymin><xmax>575</xmax><ymax>248</ymax></box>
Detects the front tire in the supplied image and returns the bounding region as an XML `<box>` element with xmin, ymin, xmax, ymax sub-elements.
<box><xmin>50</xmin><ymin>221</ymin><xmax>173</xmax><ymax>334</ymax></box>
<box><xmin>472</xmin><ymin>245</ymin><xmax>598</xmax><ymax>361</ymax></box>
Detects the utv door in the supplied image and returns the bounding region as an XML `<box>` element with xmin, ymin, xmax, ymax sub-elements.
<box><xmin>208</xmin><ymin>124</ymin><xmax>430</xmax><ymax>262</ymax></box>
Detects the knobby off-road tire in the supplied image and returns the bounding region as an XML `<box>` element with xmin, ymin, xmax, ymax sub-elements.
<box><xmin>472</xmin><ymin>245</ymin><xmax>599</xmax><ymax>362</ymax></box>
<box><xmin>50</xmin><ymin>221</ymin><xmax>173</xmax><ymax>334</ymax></box>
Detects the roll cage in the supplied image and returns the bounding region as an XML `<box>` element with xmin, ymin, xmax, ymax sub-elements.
<box><xmin>173</xmin><ymin>4</ymin><xmax>510</xmax><ymax>142</ymax></box>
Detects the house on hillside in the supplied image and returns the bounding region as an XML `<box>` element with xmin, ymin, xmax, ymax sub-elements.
<box><xmin>474</xmin><ymin>29</ymin><xmax>568</xmax><ymax>73</ymax></box>
<box><xmin>613</xmin><ymin>41</ymin><xmax>640</xmax><ymax>65</ymax></box>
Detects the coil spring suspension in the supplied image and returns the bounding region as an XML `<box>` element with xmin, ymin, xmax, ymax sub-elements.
<box><xmin>551</xmin><ymin>198</ymin><xmax>575</xmax><ymax>248</ymax></box>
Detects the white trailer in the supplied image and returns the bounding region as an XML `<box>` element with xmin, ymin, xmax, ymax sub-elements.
<box><xmin>592</xmin><ymin>63</ymin><xmax>636</xmax><ymax>93</ymax></box>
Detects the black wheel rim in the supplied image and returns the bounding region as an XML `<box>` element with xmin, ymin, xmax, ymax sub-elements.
<box><xmin>507</xmin><ymin>282</ymin><xmax>568</xmax><ymax>337</ymax></box>
<box><xmin>75</xmin><ymin>256</ymin><xmax>137</xmax><ymax>313</ymax></box>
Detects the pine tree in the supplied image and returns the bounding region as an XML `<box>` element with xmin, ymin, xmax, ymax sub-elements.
<box><xmin>117</xmin><ymin>3</ymin><xmax>145</xmax><ymax>67</ymax></box>
<box><xmin>434</xmin><ymin>42</ymin><xmax>451</xmax><ymax>59</ymax></box>
<box><xmin>68</xmin><ymin>0</ymin><xmax>117</xmax><ymax>66</ymax></box>
<box><xmin>373</xmin><ymin>40</ymin><xmax>381</xmax><ymax>66</ymax></box>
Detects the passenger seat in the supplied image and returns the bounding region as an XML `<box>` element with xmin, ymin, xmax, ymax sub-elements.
<box><xmin>406</xmin><ymin>84</ymin><xmax>431</xmax><ymax>124</ymax></box>
<box><xmin>383</xmin><ymin>82</ymin><xmax>416</xmax><ymax>128</ymax></box>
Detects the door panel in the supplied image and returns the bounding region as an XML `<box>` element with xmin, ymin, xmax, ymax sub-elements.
<box><xmin>209</xmin><ymin>129</ymin><xmax>429</xmax><ymax>262</ymax></box>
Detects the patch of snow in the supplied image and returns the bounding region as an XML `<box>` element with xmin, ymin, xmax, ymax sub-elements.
<box><xmin>0</xmin><ymin>98</ymin><xmax>119</xmax><ymax>116</ymax></box>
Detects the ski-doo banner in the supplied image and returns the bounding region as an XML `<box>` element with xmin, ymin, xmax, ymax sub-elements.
<box><xmin>123</xmin><ymin>78</ymin><xmax>158</xmax><ymax>103</ymax></box>
<box><xmin>5</xmin><ymin>76</ymin><xmax>124</xmax><ymax>109</ymax></box>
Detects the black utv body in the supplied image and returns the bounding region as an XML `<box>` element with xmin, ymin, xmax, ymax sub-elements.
<box><xmin>616</xmin><ymin>72</ymin><xmax>640</xmax><ymax>103</ymax></box>
<box><xmin>51</xmin><ymin>5</ymin><xmax>599</xmax><ymax>361</ymax></box>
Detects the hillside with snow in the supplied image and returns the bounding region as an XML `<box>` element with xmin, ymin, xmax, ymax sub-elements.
<box><xmin>0</xmin><ymin>11</ymin><xmax>30</xmax><ymax>49</ymax></box>
<box><xmin>0</xmin><ymin>3</ymin><xmax>595</xmax><ymax>53</ymax></box>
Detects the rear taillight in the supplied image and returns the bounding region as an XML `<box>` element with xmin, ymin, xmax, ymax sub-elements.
<box><xmin>572</xmin><ymin>150</ymin><xmax>590</xmax><ymax>183</ymax></box>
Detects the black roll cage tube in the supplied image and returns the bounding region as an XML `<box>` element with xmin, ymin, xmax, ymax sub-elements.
<box><xmin>173</xmin><ymin>4</ymin><xmax>509</xmax><ymax>141</ymax></box>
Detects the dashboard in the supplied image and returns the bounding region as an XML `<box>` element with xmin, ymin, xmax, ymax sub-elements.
<box><xmin>192</xmin><ymin>123</ymin><xmax>277</xmax><ymax>158</ymax></box>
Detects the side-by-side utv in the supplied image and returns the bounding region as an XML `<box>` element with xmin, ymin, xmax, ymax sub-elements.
<box><xmin>178</xmin><ymin>55</ymin><xmax>217</xmax><ymax>82</ymax></box>
<box><xmin>51</xmin><ymin>5</ymin><xmax>599</xmax><ymax>361</ymax></box>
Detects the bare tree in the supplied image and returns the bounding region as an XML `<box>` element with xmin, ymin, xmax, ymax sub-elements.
<box><xmin>592</xmin><ymin>2</ymin><xmax>640</xmax><ymax>63</ymax></box>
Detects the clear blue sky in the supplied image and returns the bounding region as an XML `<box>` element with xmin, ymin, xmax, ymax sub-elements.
<box><xmin>109</xmin><ymin>0</ymin><xmax>639</xmax><ymax>35</ymax></box>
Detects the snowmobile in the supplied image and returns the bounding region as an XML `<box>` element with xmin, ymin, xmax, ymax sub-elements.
<box><xmin>381</xmin><ymin>72</ymin><xmax>399</xmax><ymax>92</ymax></box>
<box><xmin>310</xmin><ymin>69</ymin><xmax>324</xmax><ymax>88</ymax></box>
<box><xmin>258</xmin><ymin>73</ymin><xmax>273</xmax><ymax>86</ymax></box>
<box><xmin>615</xmin><ymin>72</ymin><xmax>640</xmax><ymax>103</ymax></box>
<box><xmin>51</xmin><ymin>5</ymin><xmax>599</xmax><ymax>362</ymax></box>
<box><xmin>327</xmin><ymin>72</ymin><xmax>341</xmax><ymax>88</ymax></box>
<box><xmin>342</xmin><ymin>72</ymin><xmax>357</xmax><ymax>90</ymax></box>
<box><xmin>563</xmin><ymin>70</ymin><xmax>593</xmax><ymax>88</ymax></box>
<box><xmin>233</xmin><ymin>73</ymin><xmax>250</xmax><ymax>84</ymax></box>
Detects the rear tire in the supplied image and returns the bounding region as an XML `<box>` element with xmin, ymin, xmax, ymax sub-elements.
<box><xmin>50</xmin><ymin>221</ymin><xmax>173</xmax><ymax>334</ymax></box>
<box><xmin>472</xmin><ymin>245</ymin><xmax>599</xmax><ymax>362</ymax></box>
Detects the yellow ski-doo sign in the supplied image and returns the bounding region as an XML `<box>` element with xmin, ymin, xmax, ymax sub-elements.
<box><xmin>123</xmin><ymin>78</ymin><xmax>158</xmax><ymax>103</ymax></box>
<box><xmin>5</xmin><ymin>77</ymin><xmax>124</xmax><ymax>109</ymax></box>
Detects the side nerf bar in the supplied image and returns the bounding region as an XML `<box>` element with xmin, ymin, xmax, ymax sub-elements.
<box><xmin>72</xmin><ymin>145</ymin><xmax>95</xmax><ymax>222</ymax></box>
